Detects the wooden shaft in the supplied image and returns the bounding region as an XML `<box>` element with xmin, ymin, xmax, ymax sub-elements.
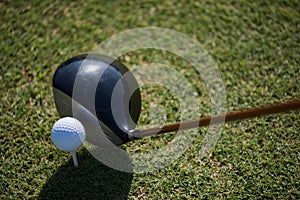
<box><xmin>134</xmin><ymin>99</ymin><xmax>300</xmax><ymax>138</ymax></box>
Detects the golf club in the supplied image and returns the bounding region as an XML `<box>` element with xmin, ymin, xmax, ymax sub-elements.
<box><xmin>53</xmin><ymin>54</ymin><xmax>300</xmax><ymax>146</ymax></box>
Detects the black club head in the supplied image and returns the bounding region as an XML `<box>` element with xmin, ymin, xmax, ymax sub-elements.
<box><xmin>52</xmin><ymin>54</ymin><xmax>141</xmax><ymax>146</ymax></box>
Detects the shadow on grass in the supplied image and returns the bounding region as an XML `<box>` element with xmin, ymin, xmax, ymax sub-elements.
<box><xmin>39</xmin><ymin>149</ymin><xmax>133</xmax><ymax>200</ymax></box>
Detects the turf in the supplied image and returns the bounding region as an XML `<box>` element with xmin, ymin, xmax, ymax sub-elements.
<box><xmin>1</xmin><ymin>0</ymin><xmax>299</xmax><ymax>199</ymax></box>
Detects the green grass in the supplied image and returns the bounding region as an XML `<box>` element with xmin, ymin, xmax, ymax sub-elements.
<box><xmin>1</xmin><ymin>0</ymin><xmax>299</xmax><ymax>199</ymax></box>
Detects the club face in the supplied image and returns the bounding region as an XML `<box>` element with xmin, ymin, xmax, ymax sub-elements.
<box><xmin>53</xmin><ymin>54</ymin><xmax>141</xmax><ymax>146</ymax></box>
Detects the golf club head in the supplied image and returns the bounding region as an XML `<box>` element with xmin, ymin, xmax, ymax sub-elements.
<box><xmin>53</xmin><ymin>54</ymin><xmax>141</xmax><ymax>146</ymax></box>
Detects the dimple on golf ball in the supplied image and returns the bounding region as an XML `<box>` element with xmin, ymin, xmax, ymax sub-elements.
<box><xmin>51</xmin><ymin>117</ymin><xmax>86</xmax><ymax>152</ymax></box>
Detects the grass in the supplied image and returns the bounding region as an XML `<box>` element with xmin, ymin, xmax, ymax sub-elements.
<box><xmin>1</xmin><ymin>0</ymin><xmax>299</xmax><ymax>199</ymax></box>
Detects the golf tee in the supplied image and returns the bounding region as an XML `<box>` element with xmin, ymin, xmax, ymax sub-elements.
<box><xmin>71</xmin><ymin>151</ymin><xmax>78</xmax><ymax>168</ymax></box>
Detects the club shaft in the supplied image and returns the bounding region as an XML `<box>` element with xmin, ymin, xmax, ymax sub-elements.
<box><xmin>135</xmin><ymin>99</ymin><xmax>300</xmax><ymax>138</ymax></box>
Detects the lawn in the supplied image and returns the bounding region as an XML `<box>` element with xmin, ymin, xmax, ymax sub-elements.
<box><xmin>1</xmin><ymin>0</ymin><xmax>299</xmax><ymax>199</ymax></box>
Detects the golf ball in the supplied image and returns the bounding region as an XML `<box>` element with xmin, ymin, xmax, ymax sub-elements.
<box><xmin>51</xmin><ymin>117</ymin><xmax>86</xmax><ymax>152</ymax></box>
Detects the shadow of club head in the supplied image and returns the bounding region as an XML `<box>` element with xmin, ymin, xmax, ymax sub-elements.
<box><xmin>39</xmin><ymin>149</ymin><xmax>133</xmax><ymax>199</ymax></box>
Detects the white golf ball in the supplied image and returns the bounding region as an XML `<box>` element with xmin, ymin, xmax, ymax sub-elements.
<box><xmin>51</xmin><ymin>117</ymin><xmax>86</xmax><ymax>152</ymax></box>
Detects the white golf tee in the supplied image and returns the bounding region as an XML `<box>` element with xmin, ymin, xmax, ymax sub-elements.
<box><xmin>71</xmin><ymin>151</ymin><xmax>78</xmax><ymax>168</ymax></box>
